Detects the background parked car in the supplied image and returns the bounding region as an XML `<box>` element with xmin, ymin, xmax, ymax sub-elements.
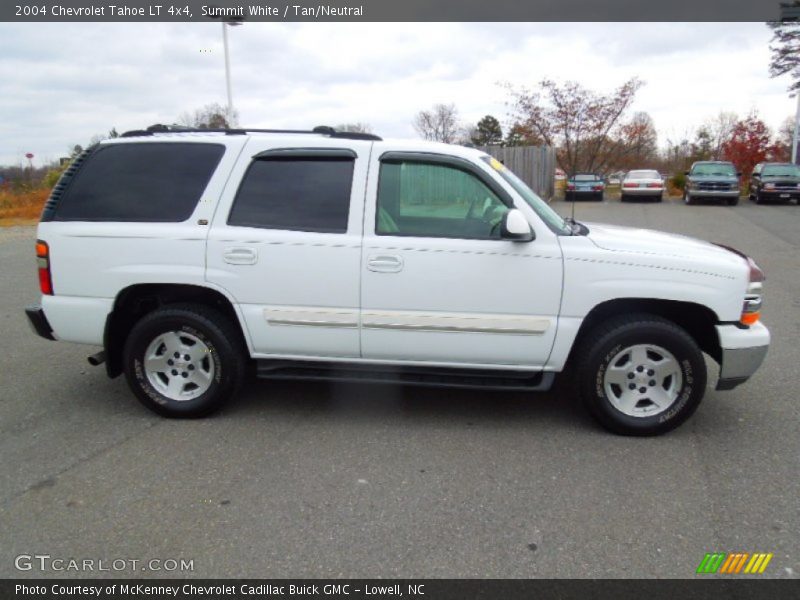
<box><xmin>566</xmin><ymin>173</ymin><xmax>604</xmax><ymax>201</ymax></box>
<box><xmin>683</xmin><ymin>161</ymin><xmax>741</xmax><ymax>206</ymax></box>
<box><xmin>620</xmin><ymin>169</ymin><xmax>664</xmax><ymax>202</ymax></box>
<box><xmin>749</xmin><ymin>162</ymin><xmax>800</xmax><ymax>205</ymax></box>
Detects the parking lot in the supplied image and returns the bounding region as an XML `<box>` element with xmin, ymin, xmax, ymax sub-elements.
<box><xmin>1</xmin><ymin>196</ymin><xmax>798</xmax><ymax>579</ymax></box>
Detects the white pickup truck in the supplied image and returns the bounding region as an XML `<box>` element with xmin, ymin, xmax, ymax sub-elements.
<box><xmin>25</xmin><ymin>126</ymin><xmax>770</xmax><ymax>435</ymax></box>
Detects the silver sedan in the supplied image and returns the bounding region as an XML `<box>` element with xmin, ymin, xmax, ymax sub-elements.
<box><xmin>621</xmin><ymin>169</ymin><xmax>664</xmax><ymax>202</ymax></box>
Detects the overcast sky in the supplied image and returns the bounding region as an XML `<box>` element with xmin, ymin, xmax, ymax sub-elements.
<box><xmin>0</xmin><ymin>22</ymin><xmax>794</xmax><ymax>167</ymax></box>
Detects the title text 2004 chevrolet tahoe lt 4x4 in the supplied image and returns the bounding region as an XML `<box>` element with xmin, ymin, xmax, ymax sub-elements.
<box><xmin>25</xmin><ymin>126</ymin><xmax>770</xmax><ymax>435</ymax></box>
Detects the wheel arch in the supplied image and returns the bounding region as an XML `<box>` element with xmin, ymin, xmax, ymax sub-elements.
<box><xmin>104</xmin><ymin>283</ymin><xmax>249</xmax><ymax>378</ymax></box>
<box><xmin>566</xmin><ymin>298</ymin><xmax>722</xmax><ymax>367</ymax></box>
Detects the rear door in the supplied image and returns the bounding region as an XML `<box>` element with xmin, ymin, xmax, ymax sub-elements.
<box><xmin>206</xmin><ymin>137</ymin><xmax>371</xmax><ymax>358</ymax></box>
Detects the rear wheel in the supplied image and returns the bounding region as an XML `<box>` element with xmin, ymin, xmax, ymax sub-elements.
<box><xmin>620</xmin><ymin>193</ymin><xmax>628</xmax><ymax>203</ymax></box>
<box><xmin>123</xmin><ymin>304</ymin><xmax>246</xmax><ymax>417</ymax></box>
<box><xmin>576</xmin><ymin>314</ymin><xmax>706</xmax><ymax>436</ymax></box>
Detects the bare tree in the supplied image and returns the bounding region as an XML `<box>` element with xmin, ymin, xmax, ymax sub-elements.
<box><xmin>413</xmin><ymin>103</ymin><xmax>461</xmax><ymax>143</ymax></box>
<box><xmin>507</xmin><ymin>78</ymin><xmax>643</xmax><ymax>175</ymax></box>
<box><xmin>178</xmin><ymin>102</ymin><xmax>240</xmax><ymax>129</ymax></box>
<box><xmin>775</xmin><ymin>115</ymin><xmax>795</xmax><ymax>160</ymax></box>
<box><xmin>335</xmin><ymin>123</ymin><xmax>374</xmax><ymax>133</ymax></box>
<box><xmin>699</xmin><ymin>112</ymin><xmax>738</xmax><ymax>160</ymax></box>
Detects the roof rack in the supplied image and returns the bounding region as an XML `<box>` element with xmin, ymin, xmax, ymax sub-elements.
<box><xmin>120</xmin><ymin>124</ymin><xmax>382</xmax><ymax>141</ymax></box>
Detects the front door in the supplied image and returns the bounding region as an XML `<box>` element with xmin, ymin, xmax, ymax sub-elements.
<box><xmin>360</xmin><ymin>151</ymin><xmax>563</xmax><ymax>368</ymax></box>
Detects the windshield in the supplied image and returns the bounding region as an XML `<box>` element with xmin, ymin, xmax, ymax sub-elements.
<box><xmin>573</xmin><ymin>174</ymin><xmax>598</xmax><ymax>181</ymax></box>
<box><xmin>481</xmin><ymin>156</ymin><xmax>571</xmax><ymax>234</ymax></box>
<box><xmin>691</xmin><ymin>163</ymin><xmax>736</xmax><ymax>176</ymax></box>
<box><xmin>626</xmin><ymin>170</ymin><xmax>659</xmax><ymax>179</ymax></box>
<box><xmin>762</xmin><ymin>164</ymin><xmax>800</xmax><ymax>177</ymax></box>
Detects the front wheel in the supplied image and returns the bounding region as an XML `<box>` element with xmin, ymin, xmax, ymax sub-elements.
<box><xmin>684</xmin><ymin>190</ymin><xmax>693</xmax><ymax>205</ymax></box>
<box><xmin>727</xmin><ymin>197</ymin><xmax>739</xmax><ymax>206</ymax></box>
<box><xmin>123</xmin><ymin>304</ymin><xmax>246</xmax><ymax>417</ymax></box>
<box><xmin>576</xmin><ymin>314</ymin><xmax>707</xmax><ymax>436</ymax></box>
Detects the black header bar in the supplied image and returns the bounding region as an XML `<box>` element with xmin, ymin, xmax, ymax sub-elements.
<box><xmin>1</xmin><ymin>0</ymin><xmax>795</xmax><ymax>22</ymax></box>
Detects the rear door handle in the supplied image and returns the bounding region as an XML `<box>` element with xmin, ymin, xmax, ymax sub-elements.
<box><xmin>367</xmin><ymin>254</ymin><xmax>403</xmax><ymax>273</ymax></box>
<box><xmin>223</xmin><ymin>247</ymin><xmax>258</xmax><ymax>265</ymax></box>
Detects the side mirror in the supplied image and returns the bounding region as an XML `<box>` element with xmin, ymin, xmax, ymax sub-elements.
<box><xmin>684</xmin><ymin>170</ymin><xmax>690</xmax><ymax>176</ymax></box>
<box><xmin>500</xmin><ymin>209</ymin><xmax>534</xmax><ymax>242</ymax></box>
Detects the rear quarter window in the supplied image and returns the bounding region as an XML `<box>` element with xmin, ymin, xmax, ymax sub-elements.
<box><xmin>53</xmin><ymin>142</ymin><xmax>225</xmax><ymax>222</ymax></box>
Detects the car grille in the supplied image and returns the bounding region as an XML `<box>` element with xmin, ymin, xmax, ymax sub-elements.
<box><xmin>769</xmin><ymin>180</ymin><xmax>799</xmax><ymax>191</ymax></box>
<box><xmin>696</xmin><ymin>182</ymin><xmax>735</xmax><ymax>191</ymax></box>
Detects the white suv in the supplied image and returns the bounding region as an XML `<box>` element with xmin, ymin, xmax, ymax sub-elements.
<box><xmin>25</xmin><ymin>125</ymin><xmax>770</xmax><ymax>435</ymax></box>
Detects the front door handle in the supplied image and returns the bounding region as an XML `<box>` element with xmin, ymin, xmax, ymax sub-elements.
<box><xmin>223</xmin><ymin>247</ymin><xmax>258</xmax><ymax>265</ymax></box>
<box><xmin>367</xmin><ymin>254</ymin><xmax>403</xmax><ymax>273</ymax></box>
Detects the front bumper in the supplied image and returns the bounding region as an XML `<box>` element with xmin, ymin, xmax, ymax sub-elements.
<box><xmin>622</xmin><ymin>188</ymin><xmax>663</xmax><ymax>196</ymax></box>
<box><xmin>715</xmin><ymin>322</ymin><xmax>770</xmax><ymax>390</ymax></box>
<box><xmin>760</xmin><ymin>190</ymin><xmax>800</xmax><ymax>200</ymax></box>
<box><xmin>689</xmin><ymin>188</ymin><xmax>739</xmax><ymax>198</ymax></box>
<box><xmin>25</xmin><ymin>304</ymin><xmax>55</xmax><ymax>341</ymax></box>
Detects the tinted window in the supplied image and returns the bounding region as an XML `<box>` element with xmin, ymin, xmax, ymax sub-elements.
<box><xmin>762</xmin><ymin>164</ymin><xmax>800</xmax><ymax>177</ymax></box>
<box><xmin>55</xmin><ymin>143</ymin><xmax>224</xmax><ymax>222</ymax></box>
<box><xmin>377</xmin><ymin>161</ymin><xmax>508</xmax><ymax>239</ymax></box>
<box><xmin>574</xmin><ymin>174</ymin><xmax>598</xmax><ymax>181</ymax></box>
<box><xmin>691</xmin><ymin>163</ymin><xmax>736</xmax><ymax>176</ymax></box>
<box><xmin>626</xmin><ymin>170</ymin><xmax>660</xmax><ymax>179</ymax></box>
<box><xmin>228</xmin><ymin>158</ymin><xmax>353</xmax><ymax>233</ymax></box>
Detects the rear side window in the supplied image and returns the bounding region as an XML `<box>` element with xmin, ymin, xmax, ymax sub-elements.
<box><xmin>228</xmin><ymin>158</ymin><xmax>354</xmax><ymax>233</ymax></box>
<box><xmin>54</xmin><ymin>143</ymin><xmax>224</xmax><ymax>222</ymax></box>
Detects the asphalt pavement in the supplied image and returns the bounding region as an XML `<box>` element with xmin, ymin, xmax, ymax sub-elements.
<box><xmin>0</xmin><ymin>196</ymin><xmax>798</xmax><ymax>579</ymax></box>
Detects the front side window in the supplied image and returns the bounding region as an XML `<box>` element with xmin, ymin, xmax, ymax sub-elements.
<box><xmin>228</xmin><ymin>157</ymin><xmax>354</xmax><ymax>233</ymax></box>
<box><xmin>376</xmin><ymin>161</ymin><xmax>508</xmax><ymax>239</ymax></box>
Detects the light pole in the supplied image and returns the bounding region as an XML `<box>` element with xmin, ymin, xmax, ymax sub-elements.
<box><xmin>221</xmin><ymin>18</ymin><xmax>242</xmax><ymax>118</ymax></box>
<box><xmin>793</xmin><ymin>92</ymin><xmax>800</xmax><ymax>164</ymax></box>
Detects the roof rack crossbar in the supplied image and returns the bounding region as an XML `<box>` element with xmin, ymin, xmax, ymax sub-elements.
<box><xmin>120</xmin><ymin>124</ymin><xmax>382</xmax><ymax>141</ymax></box>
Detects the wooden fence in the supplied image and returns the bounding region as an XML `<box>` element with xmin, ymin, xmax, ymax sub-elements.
<box><xmin>476</xmin><ymin>145</ymin><xmax>556</xmax><ymax>200</ymax></box>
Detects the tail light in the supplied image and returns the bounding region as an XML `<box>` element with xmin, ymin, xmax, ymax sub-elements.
<box><xmin>36</xmin><ymin>240</ymin><xmax>53</xmax><ymax>295</ymax></box>
<box><xmin>647</xmin><ymin>182</ymin><xmax>662</xmax><ymax>188</ymax></box>
<box><xmin>623</xmin><ymin>182</ymin><xmax>638</xmax><ymax>188</ymax></box>
<box><xmin>592</xmin><ymin>185</ymin><xmax>603</xmax><ymax>191</ymax></box>
<box><xmin>567</xmin><ymin>183</ymin><xmax>575</xmax><ymax>190</ymax></box>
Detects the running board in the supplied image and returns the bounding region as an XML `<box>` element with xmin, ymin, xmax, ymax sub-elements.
<box><xmin>255</xmin><ymin>360</ymin><xmax>555</xmax><ymax>392</ymax></box>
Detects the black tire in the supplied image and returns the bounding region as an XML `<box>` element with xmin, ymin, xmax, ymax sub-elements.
<box><xmin>595</xmin><ymin>192</ymin><xmax>603</xmax><ymax>202</ymax></box>
<box><xmin>684</xmin><ymin>190</ymin><xmax>693</xmax><ymax>205</ymax></box>
<box><xmin>754</xmin><ymin>192</ymin><xmax>763</xmax><ymax>205</ymax></box>
<box><xmin>123</xmin><ymin>304</ymin><xmax>246</xmax><ymax>417</ymax></box>
<box><xmin>620</xmin><ymin>193</ymin><xmax>627</xmax><ymax>203</ymax></box>
<box><xmin>575</xmin><ymin>314</ymin><xmax>707</xmax><ymax>436</ymax></box>
<box><xmin>727</xmin><ymin>197</ymin><xmax>739</xmax><ymax>206</ymax></box>
<box><xmin>656</xmin><ymin>193</ymin><xmax>663</xmax><ymax>203</ymax></box>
